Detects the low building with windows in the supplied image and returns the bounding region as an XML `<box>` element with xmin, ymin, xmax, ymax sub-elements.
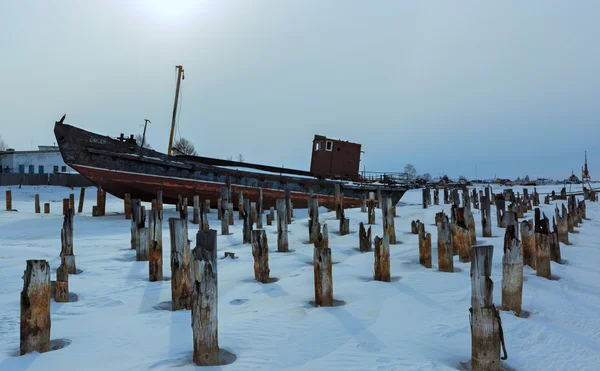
<box><xmin>0</xmin><ymin>145</ymin><xmax>74</xmax><ymax>174</ymax></box>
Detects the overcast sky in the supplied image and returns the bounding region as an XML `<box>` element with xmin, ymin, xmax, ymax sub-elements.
<box><xmin>1</xmin><ymin>1</ymin><xmax>598</xmax><ymax>180</ymax></box>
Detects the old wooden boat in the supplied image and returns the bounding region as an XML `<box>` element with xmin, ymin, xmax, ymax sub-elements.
<box><xmin>53</xmin><ymin>120</ymin><xmax>408</xmax><ymax>210</ymax></box>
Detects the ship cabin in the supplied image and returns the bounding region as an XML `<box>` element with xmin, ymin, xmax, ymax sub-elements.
<box><xmin>310</xmin><ymin>135</ymin><xmax>361</xmax><ymax>181</ymax></box>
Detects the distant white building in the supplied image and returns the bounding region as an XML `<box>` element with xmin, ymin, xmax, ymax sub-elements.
<box><xmin>0</xmin><ymin>146</ymin><xmax>74</xmax><ymax>174</ymax></box>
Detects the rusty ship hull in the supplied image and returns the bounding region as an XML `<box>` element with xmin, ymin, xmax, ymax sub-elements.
<box><xmin>54</xmin><ymin>122</ymin><xmax>407</xmax><ymax>210</ymax></box>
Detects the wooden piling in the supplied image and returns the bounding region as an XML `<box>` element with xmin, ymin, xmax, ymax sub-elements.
<box><xmin>335</xmin><ymin>184</ymin><xmax>341</xmax><ymax>217</ymax></box>
<box><xmin>191</xmin><ymin>230</ymin><xmax>219</xmax><ymax>366</ymax></box>
<box><xmin>217</xmin><ymin>198</ymin><xmax>222</xmax><ymax>220</ymax></box>
<box><xmin>242</xmin><ymin>199</ymin><xmax>252</xmax><ymax>244</ymax></box>
<box><xmin>181</xmin><ymin>197</ymin><xmax>189</xmax><ymax>221</ymax></box>
<box><xmin>285</xmin><ymin>186</ymin><xmax>293</xmax><ymax>223</ymax></box>
<box><xmin>252</xmin><ymin>230</ymin><xmax>270</xmax><ymax>283</ymax></box>
<box><xmin>131</xmin><ymin>201</ymin><xmax>148</xmax><ymax>261</ymax></box>
<box><xmin>314</xmin><ymin>224</ymin><xmax>329</xmax><ymax>249</ymax></box>
<box><xmin>550</xmin><ymin>217</ymin><xmax>561</xmax><ymax>264</ymax></box>
<box><xmin>228</xmin><ymin>202</ymin><xmax>234</xmax><ymax>226</ymax></box>
<box><xmin>535</xmin><ymin>208</ymin><xmax>551</xmax><ymax>279</ymax></box>
<box><xmin>452</xmin><ymin>207</ymin><xmax>472</xmax><ymax>263</ymax></box>
<box><xmin>192</xmin><ymin>195</ymin><xmax>200</xmax><ymax>224</ymax></box>
<box><xmin>481</xmin><ymin>191</ymin><xmax>492</xmax><ymax>238</ymax></box>
<box><xmin>257</xmin><ymin>188</ymin><xmax>263</xmax><ymax>228</ymax></box>
<box><xmin>374</xmin><ymin>235</ymin><xmax>391</xmax><ymax>282</ymax></box>
<box><xmin>555</xmin><ymin>205</ymin><xmax>569</xmax><ymax>245</ymax></box>
<box><xmin>418</xmin><ymin>223</ymin><xmax>432</xmax><ymax>268</ymax></box>
<box><xmin>502</xmin><ymin>225</ymin><xmax>523</xmax><ymax>316</ymax></box>
<box><xmin>124</xmin><ymin>193</ymin><xmax>131</xmax><ymax>220</ymax></box>
<box><xmin>20</xmin><ymin>260</ymin><xmax>51</xmax><ymax>355</ymax></box>
<box><xmin>437</xmin><ymin>212</ymin><xmax>454</xmax><ymax>273</ymax></box>
<box><xmin>6</xmin><ymin>190</ymin><xmax>12</xmax><ymax>211</ymax></box>
<box><xmin>314</xmin><ymin>245</ymin><xmax>333</xmax><ymax>306</ymax></box>
<box><xmin>76</xmin><ymin>187</ymin><xmax>85</xmax><ymax>213</ymax></box>
<box><xmin>465</xmin><ymin>207</ymin><xmax>477</xmax><ymax>247</ymax></box>
<box><xmin>69</xmin><ymin>193</ymin><xmax>75</xmax><ymax>213</ymax></box>
<box><xmin>470</xmin><ymin>245</ymin><xmax>501</xmax><ymax>371</ymax></box>
<box><xmin>169</xmin><ymin>218</ymin><xmax>191</xmax><ymax>310</ymax></box>
<box><xmin>220</xmin><ymin>188</ymin><xmax>229</xmax><ymax>235</ymax></box>
<box><xmin>60</xmin><ymin>208</ymin><xmax>76</xmax><ymax>274</ymax></box>
<box><xmin>359</xmin><ymin>222</ymin><xmax>372</xmax><ymax>252</ymax></box>
<box><xmin>339</xmin><ymin>207</ymin><xmax>350</xmax><ymax>236</ymax></box>
<box><xmin>94</xmin><ymin>186</ymin><xmax>106</xmax><ymax>216</ymax></box>
<box><xmin>204</xmin><ymin>199</ymin><xmax>211</xmax><ymax>214</ymax></box>
<box><xmin>238</xmin><ymin>191</ymin><xmax>244</xmax><ymax>220</ymax></box>
<box><xmin>434</xmin><ymin>188</ymin><xmax>440</xmax><ymax>205</ymax></box>
<box><xmin>520</xmin><ymin>219</ymin><xmax>535</xmax><ymax>269</ymax></box>
<box><xmin>422</xmin><ymin>188</ymin><xmax>428</xmax><ymax>209</ymax></box>
<box><xmin>382</xmin><ymin>197</ymin><xmax>396</xmax><ymax>244</ymax></box>
<box><xmin>44</xmin><ymin>203</ymin><xmax>50</xmax><ymax>214</ymax></box>
<box><xmin>360</xmin><ymin>193</ymin><xmax>367</xmax><ymax>212</ymax></box>
<box><xmin>62</xmin><ymin>198</ymin><xmax>69</xmax><ymax>216</ymax></box>
<box><xmin>367</xmin><ymin>198</ymin><xmax>376</xmax><ymax>225</ymax></box>
<box><xmin>308</xmin><ymin>196</ymin><xmax>320</xmax><ymax>243</ymax></box>
<box><xmin>34</xmin><ymin>194</ymin><xmax>40</xmax><ymax>214</ymax></box>
<box><xmin>54</xmin><ymin>257</ymin><xmax>69</xmax><ymax>303</ymax></box>
<box><xmin>495</xmin><ymin>196</ymin><xmax>506</xmax><ymax>228</ymax></box>
<box><xmin>148</xmin><ymin>208</ymin><xmax>163</xmax><ymax>282</ymax></box>
<box><xmin>276</xmin><ymin>199</ymin><xmax>288</xmax><ymax>252</ymax></box>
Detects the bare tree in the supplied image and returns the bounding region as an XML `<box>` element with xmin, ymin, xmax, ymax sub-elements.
<box><xmin>404</xmin><ymin>164</ymin><xmax>417</xmax><ymax>180</ymax></box>
<box><xmin>0</xmin><ymin>136</ymin><xmax>7</xmax><ymax>151</ymax></box>
<box><xmin>172</xmin><ymin>137</ymin><xmax>198</xmax><ymax>156</ymax></box>
<box><xmin>237</xmin><ymin>154</ymin><xmax>245</xmax><ymax>163</ymax></box>
<box><xmin>421</xmin><ymin>173</ymin><xmax>432</xmax><ymax>182</ymax></box>
<box><xmin>134</xmin><ymin>134</ymin><xmax>152</xmax><ymax>149</ymax></box>
<box><xmin>226</xmin><ymin>155</ymin><xmax>233</xmax><ymax>161</ymax></box>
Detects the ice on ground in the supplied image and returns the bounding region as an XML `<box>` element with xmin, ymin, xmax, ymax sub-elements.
<box><xmin>1</xmin><ymin>185</ymin><xmax>599</xmax><ymax>370</ymax></box>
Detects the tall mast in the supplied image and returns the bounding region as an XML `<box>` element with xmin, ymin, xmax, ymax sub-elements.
<box><xmin>168</xmin><ymin>65</ymin><xmax>185</xmax><ymax>156</ymax></box>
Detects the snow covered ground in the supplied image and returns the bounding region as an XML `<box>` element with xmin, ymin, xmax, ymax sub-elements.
<box><xmin>1</xmin><ymin>185</ymin><xmax>599</xmax><ymax>370</ymax></box>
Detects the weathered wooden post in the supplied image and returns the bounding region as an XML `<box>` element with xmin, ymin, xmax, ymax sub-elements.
<box><xmin>148</xmin><ymin>208</ymin><xmax>163</xmax><ymax>282</ymax></box>
<box><xmin>533</xmin><ymin>188</ymin><xmax>540</xmax><ymax>206</ymax></box>
<box><xmin>228</xmin><ymin>202</ymin><xmax>234</xmax><ymax>226</ymax></box>
<box><xmin>77</xmin><ymin>187</ymin><xmax>85</xmax><ymax>213</ymax></box>
<box><xmin>199</xmin><ymin>204</ymin><xmax>210</xmax><ymax>232</ymax></box>
<box><xmin>250</xmin><ymin>202</ymin><xmax>257</xmax><ymax>225</ymax></box>
<box><xmin>463</xmin><ymin>189</ymin><xmax>471</xmax><ymax>211</ymax></box>
<box><xmin>481</xmin><ymin>191</ymin><xmax>492</xmax><ymax>238</ymax></box>
<box><xmin>60</xmin><ymin>208</ymin><xmax>76</xmax><ymax>274</ymax></box>
<box><xmin>434</xmin><ymin>188</ymin><xmax>440</xmax><ymax>205</ymax></box>
<box><xmin>422</xmin><ymin>188</ymin><xmax>428</xmax><ymax>209</ymax></box>
<box><xmin>20</xmin><ymin>260</ymin><xmax>51</xmax><ymax>355</ymax></box>
<box><xmin>377</xmin><ymin>188</ymin><xmax>382</xmax><ymax>209</ymax></box>
<box><xmin>124</xmin><ymin>193</ymin><xmax>131</xmax><ymax>220</ymax></box>
<box><xmin>502</xmin><ymin>225</ymin><xmax>523</xmax><ymax>316</ymax></box>
<box><xmin>443</xmin><ymin>188</ymin><xmax>449</xmax><ymax>204</ymax></box>
<box><xmin>367</xmin><ymin>198</ymin><xmax>376</xmax><ymax>225</ymax></box>
<box><xmin>242</xmin><ymin>199</ymin><xmax>252</xmax><ymax>244</ymax></box>
<box><xmin>535</xmin><ymin>208</ymin><xmax>551</xmax><ymax>279</ymax></box>
<box><xmin>550</xmin><ymin>217</ymin><xmax>561</xmax><ymax>263</ymax></box>
<box><xmin>418</xmin><ymin>223</ymin><xmax>432</xmax><ymax>268</ymax></box>
<box><xmin>339</xmin><ymin>207</ymin><xmax>350</xmax><ymax>236</ymax></box>
<box><xmin>314</xmin><ymin>242</ymin><xmax>333</xmax><ymax>306</ymax></box>
<box><xmin>465</xmin><ymin>207</ymin><xmax>477</xmax><ymax>247</ymax></box>
<box><xmin>5</xmin><ymin>190</ymin><xmax>12</xmax><ymax>211</ymax></box>
<box><xmin>359</xmin><ymin>222</ymin><xmax>372</xmax><ymax>252</ymax></box>
<box><xmin>470</xmin><ymin>245</ymin><xmax>502</xmax><ymax>370</ymax></box>
<box><xmin>94</xmin><ymin>186</ymin><xmax>106</xmax><ymax>216</ymax></box>
<box><xmin>285</xmin><ymin>186</ymin><xmax>293</xmax><ymax>223</ymax></box>
<box><xmin>451</xmin><ymin>207</ymin><xmax>472</xmax><ymax>262</ymax></box>
<box><xmin>34</xmin><ymin>194</ymin><xmax>41</xmax><ymax>214</ymax></box>
<box><xmin>308</xmin><ymin>196</ymin><xmax>320</xmax><ymax>243</ymax></box>
<box><xmin>69</xmin><ymin>193</ymin><xmax>75</xmax><ymax>212</ymax></box>
<box><xmin>520</xmin><ymin>219</ymin><xmax>535</xmax><ymax>269</ymax></box>
<box><xmin>382</xmin><ymin>197</ymin><xmax>396</xmax><ymax>244</ymax></box>
<box><xmin>452</xmin><ymin>188</ymin><xmax>460</xmax><ymax>207</ymax></box>
<box><xmin>505</xmin><ymin>210</ymin><xmax>518</xmax><ymax>234</ymax></box>
<box><xmin>276</xmin><ymin>199</ymin><xmax>288</xmax><ymax>252</ymax></box>
<box><xmin>220</xmin><ymin>188</ymin><xmax>229</xmax><ymax>235</ymax></box>
<box><xmin>169</xmin><ymin>218</ymin><xmax>191</xmax><ymax>310</ymax></box>
<box><xmin>360</xmin><ymin>193</ymin><xmax>367</xmax><ymax>212</ymax></box>
<box><xmin>217</xmin><ymin>198</ymin><xmax>222</xmax><ymax>220</ymax></box>
<box><xmin>472</xmin><ymin>189</ymin><xmax>480</xmax><ymax>209</ymax></box>
<box><xmin>238</xmin><ymin>191</ymin><xmax>244</xmax><ymax>220</ymax></box>
<box><xmin>437</xmin><ymin>212</ymin><xmax>454</xmax><ymax>272</ymax></box>
<box><xmin>44</xmin><ymin>203</ymin><xmax>50</xmax><ymax>214</ymax></box>
<box><xmin>555</xmin><ymin>205</ymin><xmax>569</xmax><ymax>245</ymax></box>
<box><xmin>256</xmin><ymin>188</ymin><xmax>263</xmax><ymax>229</ymax></box>
<box><xmin>495</xmin><ymin>196</ymin><xmax>506</xmax><ymax>228</ymax></box>
<box><xmin>314</xmin><ymin>223</ymin><xmax>329</xmax><ymax>249</ymax></box>
<box><xmin>131</xmin><ymin>201</ymin><xmax>148</xmax><ymax>261</ymax></box>
<box><xmin>192</xmin><ymin>195</ymin><xmax>200</xmax><ymax>224</ymax></box>
<box><xmin>181</xmin><ymin>197</ymin><xmax>189</xmax><ymax>221</ymax></box>
<box><xmin>54</xmin><ymin>257</ymin><xmax>69</xmax><ymax>303</ymax></box>
<box><xmin>411</xmin><ymin>220</ymin><xmax>421</xmax><ymax>234</ymax></box>
<box><xmin>204</xmin><ymin>199</ymin><xmax>211</xmax><ymax>214</ymax></box>
<box><xmin>252</xmin><ymin>230</ymin><xmax>270</xmax><ymax>283</ymax></box>
<box><xmin>191</xmin><ymin>230</ymin><xmax>220</xmax><ymax>366</ymax></box>
<box><xmin>62</xmin><ymin>198</ymin><xmax>69</xmax><ymax>216</ymax></box>
<box><xmin>374</xmin><ymin>235</ymin><xmax>391</xmax><ymax>282</ymax></box>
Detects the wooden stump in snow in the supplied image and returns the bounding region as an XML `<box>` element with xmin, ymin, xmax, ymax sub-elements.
<box><xmin>267</xmin><ymin>207</ymin><xmax>274</xmax><ymax>226</ymax></box>
<box><xmin>472</xmin><ymin>189</ymin><xmax>480</xmax><ymax>209</ymax></box>
<box><xmin>6</xmin><ymin>190</ymin><xmax>12</xmax><ymax>211</ymax></box>
<box><xmin>238</xmin><ymin>191</ymin><xmax>244</xmax><ymax>220</ymax></box>
<box><xmin>313</xmin><ymin>245</ymin><xmax>333</xmax><ymax>306</ymax></box>
<box><xmin>180</xmin><ymin>197</ymin><xmax>189</xmax><ymax>221</ymax></box>
<box><xmin>228</xmin><ymin>202</ymin><xmax>234</xmax><ymax>226</ymax></box>
<box><xmin>192</xmin><ymin>195</ymin><xmax>200</xmax><ymax>224</ymax></box>
<box><xmin>465</xmin><ymin>207</ymin><xmax>477</xmax><ymax>247</ymax></box>
<box><xmin>339</xmin><ymin>208</ymin><xmax>350</xmax><ymax>236</ymax></box>
<box><xmin>69</xmin><ymin>193</ymin><xmax>75</xmax><ymax>213</ymax></box>
<box><xmin>217</xmin><ymin>198</ymin><xmax>222</xmax><ymax>220</ymax></box>
<box><xmin>131</xmin><ymin>201</ymin><xmax>148</xmax><ymax>261</ymax></box>
<box><xmin>463</xmin><ymin>189</ymin><xmax>471</xmax><ymax>210</ymax></box>
<box><xmin>169</xmin><ymin>218</ymin><xmax>191</xmax><ymax>310</ymax></box>
<box><xmin>250</xmin><ymin>202</ymin><xmax>257</xmax><ymax>224</ymax></box>
<box><xmin>335</xmin><ymin>184</ymin><xmax>342</xmax><ymax>220</ymax></box>
<box><xmin>44</xmin><ymin>203</ymin><xmax>50</xmax><ymax>214</ymax></box>
<box><xmin>470</xmin><ymin>245</ymin><xmax>502</xmax><ymax>371</ymax></box>
<box><xmin>481</xmin><ymin>192</ymin><xmax>492</xmax><ymax>238</ymax></box>
<box><xmin>422</xmin><ymin>188</ymin><xmax>428</xmax><ymax>209</ymax></box>
<box><xmin>62</xmin><ymin>198</ymin><xmax>69</xmax><ymax>216</ymax></box>
<box><xmin>505</xmin><ymin>211</ymin><xmax>518</xmax><ymax>234</ymax></box>
<box><xmin>374</xmin><ymin>236</ymin><xmax>391</xmax><ymax>282</ymax></box>
<box><xmin>411</xmin><ymin>220</ymin><xmax>421</xmax><ymax>234</ymax></box>
<box><xmin>284</xmin><ymin>186</ymin><xmax>293</xmax><ymax>223</ymax></box>
<box><xmin>550</xmin><ymin>218</ymin><xmax>561</xmax><ymax>263</ymax></box>
<box><xmin>367</xmin><ymin>199</ymin><xmax>376</xmax><ymax>225</ymax></box>
<box><xmin>200</xmin><ymin>205</ymin><xmax>210</xmax><ymax>232</ymax></box>
<box><xmin>502</xmin><ymin>225</ymin><xmax>523</xmax><ymax>316</ymax></box>
<box><xmin>124</xmin><ymin>193</ymin><xmax>131</xmax><ymax>220</ymax></box>
<box><xmin>382</xmin><ymin>197</ymin><xmax>396</xmax><ymax>244</ymax></box>
<box><xmin>20</xmin><ymin>260</ymin><xmax>51</xmax><ymax>355</ymax></box>
<box><xmin>148</xmin><ymin>209</ymin><xmax>163</xmax><ymax>282</ymax></box>
<box><xmin>242</xmin><ymin>199</ymin><xmax>252</xmax><ymax>244</ymax></box>
<box><xmin>54</xmin><ymin>257</ymin><xmax>69</xmax><ymax>303</ymax></box>
<box><xmin>557</xmin><ymin>205</ymin><xmax>569</xmax><ymax>244</ymax></box>
<box><xmin>359</xmin><ymin>222</ymin><xmax>372</xmax><ymax>252</ymax></box>
<box><xmin>452</xmin><ymin>207</ymin><xmax>472</xmax><ymax>263</ymax></box>
<box><xmin>437</xmin><ymin>212</ymin><xmax>454</xmax><ymax>273</ymax></box>
<box><xmin>314</xmin><ymin>224</ymin><xmax>329</xmax><ymax>249</ymax></box>
<box><xmin>60</xmin><ymin>208</ymin><xmax>76</xmax><ymax>274</ymax></box>
<box><xmin>308</xmin><ymin>196</ymin><xmax>320</xmax><ymax>243</ymax></box>
<box><xmin>495</xmin><ymin>196</ymin><xmax>506</xmax><ymax>228</ymax></box>
<box><xmin>204</xmin><ymin>199</ymin><xmax>211</xmax><ymax>215</ymax></box>
<box><xmin>94</xmin><ymin>186</ymin><xmax>106</xmax><ymax>216</ymax></box>
<box><xmin>418</xmin><ymin>223</ymin><xmax>432</xmax><ymax>268</ymax></box>
<box><xmin>34</xmin><ymin>194</ymin><xmax>40</xmax><ymax>214</ymax></box>
<box><xmin>220</xmin><ymin>188</ymin><xmax>229</xmax><ymax>235</ymax></box>
<box><xmin>252</xmin><ymin>230</ymin><xmax>270</xmax><ymax>283</ymax></box>
<box><xmin>434</xmin><ymin>188</ymin><xmax>439</xmax><ymax>205</ymax></box>
<box><xmin>360</xmin><ymin>193</ymin><xmax>367</xmax><ymax>212</ymax></box>
<box><xmin>276</xmin><ymin>199</ymin><xmax>288</xmax><ymax>252</ymax></box>
<box><xmin>191</xmin><ymin>230</ymin><xmax>219</xmax><ymax>366</ymax></box>
<box><xmin>535</xmin><ymin>208</ymin><xmax>551</xmax><ymax>279</ymax></box>
<box><xmin>443</xmin><ymin>188</ymin><xmax>449</xmax><ymax>204</ymax></box>
<box><xmin>452</xmin><ymin>188</ymin><xmax>460</xmax><ymax>207</ymax></box>
<box><xmin>520</xmin><ymin>219</ymin><xmax>535</xmax><ymax>269</ymax></box>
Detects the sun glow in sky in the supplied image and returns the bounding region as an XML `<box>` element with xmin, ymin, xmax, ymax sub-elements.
<box><xmin>135</xmin><ymin>0</ymin><xmax>212</xmax><ymax>24</ymax></box>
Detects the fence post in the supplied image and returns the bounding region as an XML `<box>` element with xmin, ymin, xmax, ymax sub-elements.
<box><xmin>252</xmin><ymin>230</ymin><xmax>270</xmax><ymax>283</ymax></box>
<box><xmin>276</xmin><ymin>199</ymin><xmax>288</xmax><ymax>252</ymax></box>
<box><xmin>169</xmin><ymin>218</ymin><xmax>191</xmax><ymax>310</ymax></box>
<box><xmin>471</xmin><ymin>245</ymin><xmax>501</xmax><ymax>371</ymax></box>
<box><xmin>502</xmin><ymin>225</ymin><xmax>523</xmax><ymax>316</ymax></box>
<box><xmin>20</xmin><ymin>260</ymin><xmax>51</xmax><ymax>355</ymax></box>
<box><xmin>191</xmin><ymin>230</ymin><xmax>219</xmax><ymax>366</ymax></box>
